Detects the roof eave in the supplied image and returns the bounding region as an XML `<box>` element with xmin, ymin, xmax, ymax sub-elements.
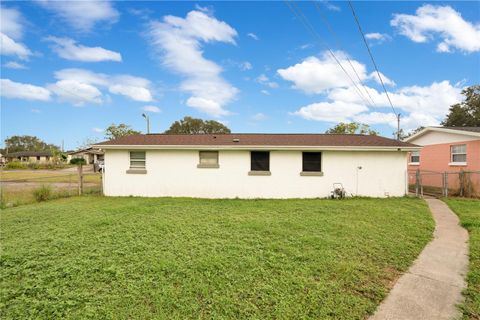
<box><xmin>93</xmin><ymin>144</ymin><xmax>420</xmax><ymax>152</ymax></box>
<box><xmin>405</xmin><ymin>127</ymin><xmax>480</xmax><ymax>142</ymax></box>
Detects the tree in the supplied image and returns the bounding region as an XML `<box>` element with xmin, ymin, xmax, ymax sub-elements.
<box><xmin>104</xmin><ymin>123</ymin><xmax>140</xmax><ymax>140</ymax></box>
<box><xmin>4</xmin><ymin>135</ymin><xmax>60</xmax><ymax>153</ymax></box>
<box><xmin>396</xmin><ymin>126</ymin><xmax>425</xmax><ymax>140</ymax></box>
<box><xmin>77</xmin><ymin>137</ymin><xmax>100</xmax><ymax>150</ymax></box>
<box><xmin>441</xmin><ymin>85</ymin><xmax>480</xmax><ymax>127</ymax></box>
<box><xmin>165</xmin><ymin>116</ymin><xmax>231</xmax><ymax>134</ymax></box>
<box><xmin>325</xmin><ymin>122</ymin><xmax>378</xmax><ymax>135</ymax></box>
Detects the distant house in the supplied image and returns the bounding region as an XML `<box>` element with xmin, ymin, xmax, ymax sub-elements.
<box><xmin>4</xmin><ymin>151</ymin><xmax>53</xmax><ymax>163</ymax></box>
<box><xmin>67</xmin><ymin>147</ymin><xmax>104</xmax><ymax>164</ymax></box>
<box><xmin>405</xmin><ymin>127</ymin><xmax>480</xmax><ymax>173</ymax></box>
<box><xmin>93</xmin><ymin>133</ymin><xmax>419</xmax><ymax>198</ymax></box>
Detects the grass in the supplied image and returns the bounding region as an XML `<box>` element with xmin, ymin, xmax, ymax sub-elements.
<box><xmin>444</xmin><ymin>198</ymin><xmax>480</xmax><ymax>319</ymax></box>
<box><xmin>0</xmin><ymin>197</ymin><xmax>434</xmax><ymax>319</ymax></box>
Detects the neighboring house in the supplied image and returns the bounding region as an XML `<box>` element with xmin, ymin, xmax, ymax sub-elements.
<box><xmin>405</xmin><ymin>127</ymin><xmax>480</xmax><ymax>190</ymax></box>
<box><xmin>4</xmin><ymin>151</ymin><xmax>53</xmax><ymax>163</ymax></box>
<box><xmin>405</xmin><ymin>127</ymin><xmax>480</xmax><ymax>173</ymax></box>
<box><xmin>67</xmin><ymin>147</ymin><xmax>104</xmax><ymax>164</ymax></box>
<box><xmin>93</xmin><ymin>134</ymin><xmax>419</xmax><ymax>198</ymax></box>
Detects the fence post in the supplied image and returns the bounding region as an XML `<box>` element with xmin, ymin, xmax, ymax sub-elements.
<box><xmin>459</xmin><ymin>170</ymin><xmax>464</xmax><ymax>197</ymax></box>
<box><xmin>444</xmin><ymin>172</ymin><xmax>448</xmax><ymax>197</ymax></box>
<box><xmin>78</xmin><ymin>164</ymin><xmax>83</xmax><ymax>196</ymax></box>
<box><xmin>415</xmin><ymin>169</ymin><xmax>420</xmax><ymax>197</ymax></box>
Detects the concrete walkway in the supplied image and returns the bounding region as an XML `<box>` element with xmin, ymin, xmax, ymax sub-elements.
<box><xmin>370</xmin><ymin>198</ymin><xmax>469</xmax><ymax>320</ymax></box>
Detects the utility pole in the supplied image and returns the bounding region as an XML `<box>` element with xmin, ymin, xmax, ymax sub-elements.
<box><xmin>396</xmin><ymin>113</ymin><xmax>401</xmax><ymax>140</ymax></box>
<box><xmin>142</xmin><ymin>113</ymin><xmax>150</xmax><ymax>134</ymax></box>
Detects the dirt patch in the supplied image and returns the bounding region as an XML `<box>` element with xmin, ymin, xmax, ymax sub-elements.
<box><xmin>1</xmin><ymin>181</ymin><xmax>98</xmax><ymax>191</ymax></box>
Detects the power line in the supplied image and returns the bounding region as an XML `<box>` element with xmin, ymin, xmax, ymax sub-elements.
<box><xmin>347</xmin><ymin>0</ymin><xmax>401</xmax><ymax>139</ymax></box>
<box><xmin>312</xmin><ymin>0</ymin><xmax>377</xmax><ymax>108</ymax></box>
<box><xmin>284</xmin><ymin>0</ymin><xmax>375</xmax><ymax>109</ymax></box>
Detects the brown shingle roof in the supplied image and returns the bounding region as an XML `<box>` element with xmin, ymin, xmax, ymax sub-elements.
<box><xmin>440</xmin><ymin>126</ymin><xmax>480</xmax><ymax>133</ymax></box>
<box><xmin>95</xmin><ymin>133</ymin><xmax>418</xmax><ymax>148</ymax></box>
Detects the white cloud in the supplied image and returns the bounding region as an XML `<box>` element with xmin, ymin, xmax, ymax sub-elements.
<box><xmin>31</xmin><ymin>108</ymin><xmax>41</xmax><ymax>113</ymax></box>
<box><xmin>255</xmin><ymin>74</ymin><xmax>279</xmax><ymax>89</ymax></box>
<box><xmin>109</xmin><ymin>84</ymin><xmax>152</xmax><ymax>102</ymax></box>
<box><xmin>353</xmin><ymin>112</ymin><xmax>397</xmax><ymax>126</ymax></box>
<box><xmin>1</xmin><ymin>79</ymin><xmax>51</xmax><ymax>101</ymax></box>
<box><xmin>46</xmin><ymin>36</ymin><xmax>121</xmax><ymax>62</ymax></box>
<box><xmin>324</xmin><ymin>81</ymin><xmax>462</xmax><ymax>129</ymax></box>
<box><xmin>252</xmin><ymin>113</ymin><xmax>267</xmax><ymax>121</ymax></box>
<box><xmin>367</xmin><ymin>71</ymin><xmax>396</xmax><ymax>86</ymax></box>
<box><xmin>391</xmin><ymin>5</ymin><xmax>480</xmax><ymax>53</ymax></box>
<box><xmin>51</xmin><ymin>68</ymin><xmax>153</xmax><ymax>104</ymax></box>
<box><xmin>280</xmin><ymin>51</ymin><xmax>463</xmax><ymax>130</ymax></box>
<box><xmin>239</xmin><ymin>61</ymin><xmax>252</xmax><ymax>71</ymax></box>
<box><xmin>292</xmin><ymin>101</ymin><xmax>368</xmax><ymax>122</ymax></box>
<box><xmin>365</xmin><ymin>32</ymin><xmax>391</xmax><ymax>43</ymax></box>
<box><xmin>0</xmin><ymin>33</ymin><xmax>32</xmax><ymax>59</ymax></box>
<box><xmin>36</xmin><ymin>0</ymin><xmax>119</xmax><ymax>32</ymax></box>
<box><xmin>142</xmin><ymin>105</ymin><xmax>161</xmax><ymax>113</ymax></box>
<box><xmin>299</xmin><ymin>43</ymin><xmax>314</xmax><ymax>50</ymax></box>
<box><xmin>3</xmin><ymin>61</ymin><xmax>27</xmax><ymax>69</ymax></box>
<box><xmin>48</xmin><ymin>79</ymin><xmax>103</xmax><ymax>106</ymax></box>
<box><xmin>148</xmin><ymin>10</ymin><xmax>238</xmax><ymax>117</ymax></box>
<box><xmin>319</xmin><ymin>1</ymin><xmax>341</xmax><ymax>12</ymax></box>
<box><xmin>0</xmin><ymin>7</ymin><xmax>24</xmax><ymax>39</ymax></box>
<box><xmin>261</xmin><ymin>89</ymin><xmax>270</xmax><ymax>95</ymax></box>
<box><xmin>0</xmin><ymin>7</ymin><xmax>32</xmax><ymax>59</ymax></box>
<box><xmin>277</xmin><ymin>52</ymin><xmax>367</xmax><ymax>94</ymax></box>
<box><xmin>92</xmin><ymin>127</ymin><xmax>104</xmax><ymax>133</ymax></box>
<box><xmin>247</xmin><ymin>32</ymin><xmax>259</xmax><ymax>40</ymax></box>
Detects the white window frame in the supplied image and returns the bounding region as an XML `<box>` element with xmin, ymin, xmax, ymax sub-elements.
<box><xmin>197</xmin><ymin>151</ymin><xmax>219</xmax><ymax>168</ymax></box>
<box><xmin>449</xmin><ymin>144</ymin><xmax>467</xmax><ymax>166</ymax></box>
<box><xmin>127</xmin><ymin>151</ymin><xmax>147</xmax><ymax>173</ymax></box>
<box><xmin>409</xmin><ymin>151</ymin><xmax>420</xmax><ymax>165</ymax></box>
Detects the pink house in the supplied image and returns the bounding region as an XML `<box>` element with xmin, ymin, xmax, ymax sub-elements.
<box><xmin>405</xmin><ymin>127</ymin><xmax>480</xmax><ymax>194</ymax></box>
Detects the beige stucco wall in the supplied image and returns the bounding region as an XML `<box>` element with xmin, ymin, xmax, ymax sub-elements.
<box><xmin>409</xmin><ymin>131</ymin><xmax>479</xmax><ymax>146</ymax></box>
<box><xmin>103</xmin><ymin>149</ymin><xmax>408</xmax><ymax>198</ymax></box>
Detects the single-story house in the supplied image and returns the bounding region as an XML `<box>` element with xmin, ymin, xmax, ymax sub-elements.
<box><xmin>67</xmin><ymin>147</ymin><xmax>104</xmax><ymax>164</ymax></box>
<box><xmin>93</xmin><ymin>133</ymin><xmax>419</xmax><ymax>198</ymax></box>
<box><xmin>404</xmin><ymin>126</ymin><xmax>480</xmax><ymax>190</ymax></box>
<box><xmin>4</xmin><ymin>151</ymin><xmax>53</xmax><ymax>163</ymax></box>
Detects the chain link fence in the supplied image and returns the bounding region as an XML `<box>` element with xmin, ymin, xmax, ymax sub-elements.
<box><xmin>408</xmin><ymin>169</ymin><xmax>480</xmax><ymax>198</ymax></box>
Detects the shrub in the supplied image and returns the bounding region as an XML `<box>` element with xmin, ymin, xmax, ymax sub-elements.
<box><xmin>5</xmin><ymin>162</ymin><xmax>28</xmax><ymax>169</ymax></box>
<box><xmin>27</xmin><ymin>162</ymin><xmax>40</xmax><ymax>170</ymax></box>
<box><xmin>70</xmin><ymin>158</ymin><xmax>86</xmax><ymax>165</ymax></box>
<box><xmin>33</xmin><ymin>185</ymin><xmax>52</xmax><ymax>202</ymax></box>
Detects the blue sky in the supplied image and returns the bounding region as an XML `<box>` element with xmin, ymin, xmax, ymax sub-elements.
<box><xmin>1</xmin><ymin>1</ymin><xmax>479</xmax><ymax>150</ymax></box>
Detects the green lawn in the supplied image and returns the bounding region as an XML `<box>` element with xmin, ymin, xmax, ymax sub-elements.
<box><xmin>0</xmin><ymin>197</ymin><xmax>433</xmax><ymax>319</ymax></box>
<box><xmin>444</xmin><ymin>198</ymin><xmax>480</xmax><ymax>320</ymax></box>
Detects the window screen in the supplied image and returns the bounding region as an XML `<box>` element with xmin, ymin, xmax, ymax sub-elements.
<box><xmin>451</xmin><ymin>144</ymin><xmax>466</xmax><ymax>163</ymax></box>
<box><xmin>302</xmin><ymin>152</ymin><xmax>322</xmax><ymax>172</ymax></box>
<box><xmin>199</xmin><ymin>151</ymin><xmax>219</xmax><ymax>166</ymax></box>
<box><xmin>251</xmin><ymin>151</ymin><xmax>269</xmax><ymax>171</ymax></box>
<box><xmin>130</xmin><ymin>151</ymin><xmax>146</xmax><ymax>168</ymax></box>
<box><xmin>410</xmin><ymin>151</ymin><xmax>420</xmax><ymax>163</ymax></box>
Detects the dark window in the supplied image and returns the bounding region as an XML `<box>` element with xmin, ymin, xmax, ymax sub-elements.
<box><xmin>410</xmin><ymin>151</ymin><xmax>420</xmax><ymax>163</ymax></box>
<box><xmin>251</xmin><ymin>151</ymin><xmax>269</xmax><ymax>171</ymax></box>
<box><xmin>36</xmin><ymin>156</ymin><xmax>41</xmax><ymax>160</ymax></box>
<box><xmin>302</xmin><ymin>152</ymin><xmax>322</xmax><ymax>172</ymax></box>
